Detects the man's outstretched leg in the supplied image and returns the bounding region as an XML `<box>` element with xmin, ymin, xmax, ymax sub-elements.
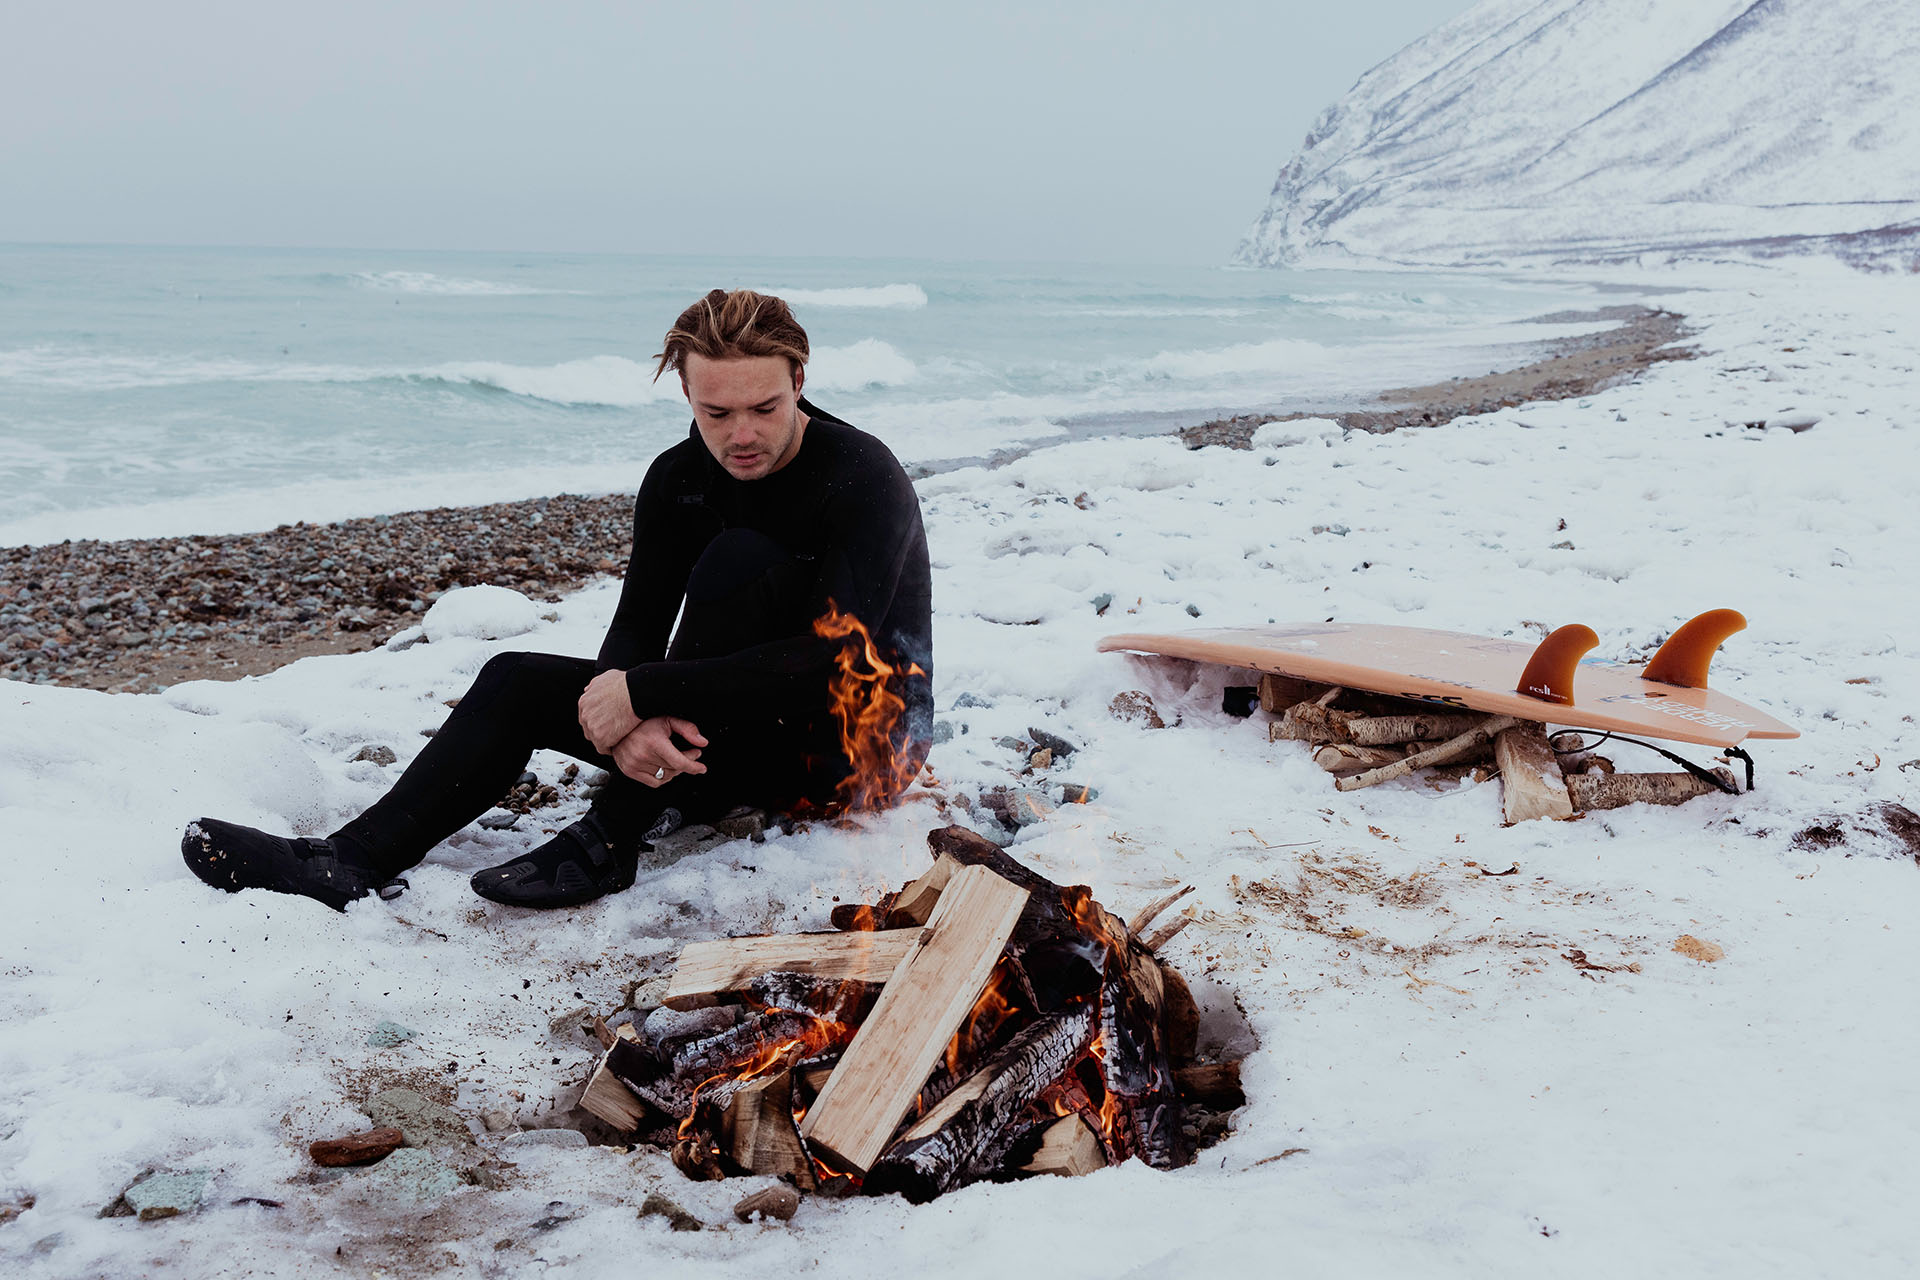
<box><xmin>182</xmin><ymin>651</ymin><xmax>653</xmax><ymax>910</ymax></box>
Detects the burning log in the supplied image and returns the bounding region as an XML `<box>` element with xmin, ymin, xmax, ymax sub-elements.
<box><xmin>1021</xmin><ymin>1113</ymin><xmax>1107</xmax><ymax>1178</ymax></box>
<box><xmin>801</xmin><ymin>864</ymin><xmax>1032</xmax><ymax>1174</ymax></box>
<box><xmin>597</xmin><ymin>825</ymin><xmax>1200</xmax><ymax>1201</ymax></box>
<box><xmin>863</xmin><ymin>1004</ymin><xmax>1098</xmax><ymax>1202</ymax></box>
<box><xmin>720</xmin><ymin>1072</ymin><xmax>815</xmax><ymax>1190</ymax></box>
<box><xmin>666</xmin><ymin>931</ymin><xmax>919</xmax><ymax>1010</ymax></box>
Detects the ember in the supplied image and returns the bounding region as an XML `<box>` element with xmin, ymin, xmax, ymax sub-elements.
<box><xmin>579</xmin><ymin>825</ymin><xmax>1228</xmax><ymax>1203</ymax></box>
<box><xmin>812</xmin><ymin>601</ymin><xmax>926</xmax><ymax>813</ymax></box>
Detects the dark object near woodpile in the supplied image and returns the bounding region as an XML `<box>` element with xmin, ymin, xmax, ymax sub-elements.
<box><xmin>579</xmin><ymin>825</ymin><xmax>1223</xmax><ymax>1203</ymax></box>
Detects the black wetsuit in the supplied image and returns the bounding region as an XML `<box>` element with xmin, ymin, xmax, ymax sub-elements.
<box><xmin>338</xmin><ymin>399</ymin><xmax>932</xmax><ymax>876</ymax></box>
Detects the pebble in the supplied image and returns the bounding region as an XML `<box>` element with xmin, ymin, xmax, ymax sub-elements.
<box><xmin>733</xmin><ymin>1185</ymin><xmax>801</xmax><ymax>1223</ymax></box>
<box><xmin>1109</xmin><ymin>690</ymin><xmax>1166</xmax><ymax>729</ymax></box>
<box><xmin>481</xmin><ymin>1109</ymin><xmax>516</xmax><ymax>1134</ymax></box>
<box><xmin>350</xmin><ymin>744</ymin><xmax>398</xmax><ymax>766</ymax></box>
<box><xmin>366</xmin><ymin>1019</ymin><xmax>419</xmax><ymax>1048</ymax></box>
<box><xmin>364</xmin><ymin>1088</ymin><xmax>473</xmax><ymax>1149</ymax></box>
<box><xmin>638</xmin><ymin>1192</ymin><xmax>703</xmax><ymax>1232</ymax></box>
<box><xmin>1090</xmin><ymin>591</ymin><xmax>1114</xmax><ymax>615</ymax></box>
<box><xmin>952</xmin><ymin>691</ymin><xmax>993</xmax><ymax>709</ymax></box>
<box><xmin>367</xmin><ymin>1149</ymin><xmax>461</xmax><ymax>1204</ymax></box>
<box><xmin>713</xmin><ymin>807</ymin><xmax>768</xmax><ymax>842</ymax></box>
<box><xmin>121</xmin><ymin>1170</ymin><xmax>211</xmax><ymax>1221</ymax></box>
<box><xmin>309</xmin><ymin>1128</ymin><xmax>405</xmax><ymax>1167</ymax></box>
<box><xmin>1027</xmin><ymin>726</ymin><xmax>1076</xmax><ymax>757</ymax></box>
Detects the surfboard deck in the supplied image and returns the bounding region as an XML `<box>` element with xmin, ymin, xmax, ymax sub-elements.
<box><xmin>1097</xmin><ymin>622</ymin><xmax>1798</xmax><ymax>749</ymax></box>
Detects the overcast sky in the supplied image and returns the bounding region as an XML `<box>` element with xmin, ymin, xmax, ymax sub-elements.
<box><xmin>1</xmin><ymin>1</ymin><xmax>1477</xmax><ymax>264</ymax></box>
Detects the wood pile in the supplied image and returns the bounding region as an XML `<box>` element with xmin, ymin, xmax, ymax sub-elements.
<box><xmin>580</xmin><ymin>825</ymin><xmax>1232</xmax><ymax>1202</ymax></box>
<box><xmin>1258</xmin><ymin>675</ymin><xmax>1737</xmax><ymax>824</ymax></box>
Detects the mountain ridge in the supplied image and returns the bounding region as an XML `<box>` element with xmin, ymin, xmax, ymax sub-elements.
<box><xmin>1237</xmin><ymin>0</ymin><xmax>1920</xmax><ymax>270</ymax></box>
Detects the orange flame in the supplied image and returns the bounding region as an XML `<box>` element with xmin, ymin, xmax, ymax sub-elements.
<box><xmin>813</xmin><ymin>601</ymin><xmax>926</xmax><ymax>813</ymax></box>
<box><xmin>942</xmin><ymin>958</ymin><xmax>1025</xmax><ymax>1077</ymax></box>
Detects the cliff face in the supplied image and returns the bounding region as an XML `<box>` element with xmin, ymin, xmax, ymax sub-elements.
<box><xmin>1235</xmin><ymin>0</ymin><xmax>1920</xmax><ymax>269</ymax></box>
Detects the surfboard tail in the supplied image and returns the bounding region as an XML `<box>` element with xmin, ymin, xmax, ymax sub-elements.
<box><xmin>1642</xmin><ymin>609</ymin><xmax>1748</xmax><ymax>688</ymax></box>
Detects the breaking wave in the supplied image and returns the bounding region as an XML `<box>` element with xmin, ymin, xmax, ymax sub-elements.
<box><xmin>774</xmin><ymin>283</ymin><xmax>928</xmax><ymax>309</ymax></box>
<box><xmin>1139</xmin><ymin>336</ymin><xmax>1338</xmax><ymax>381</ymax></box>
<box><xmin>349</xmin><ymin>270</ymin><xmax>571</xmax><ymax>296</ymax></box>
<box><xmin>428</xmin><ymin>340</ymin><xmax>917</xmax><ymax>407</ymax></box>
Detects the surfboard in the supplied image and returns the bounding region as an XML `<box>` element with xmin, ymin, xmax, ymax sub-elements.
<box><xmin>1097</xmin><ymin>610</ymin><xmax>1797</xmax><ymax>749</ymax></box>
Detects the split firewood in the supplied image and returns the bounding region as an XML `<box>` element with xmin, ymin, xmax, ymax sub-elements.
<box><xmin>720</xmin><ymin>1072</ymin><xmax>815</xmax><ymax>1189</ymax></box>
<box><xmin>1141</xmin><ymin>909</ymin><xmax>1196</xmax><ymax>954</ymax></box>
<box><xmin>580</xmin><ymin>1024</ymin><xmax>648</xmax><ymax>1133</ymax></box>
<box><xmin>1493</xmin><ymin>722</ymin><xmax>1574</xmax><ymax>823</ymax></box>
<box><xmin>1347</xmin><ymin>712</ymin><xmax>1490</xmax><ymax>746</ymax></box>
<box><xmin>1126</xmin><ymin>884</ymin><xmax>1194</xmax><ymax>938</ymax></box>
<box><xmin>926</xmin><ymin>825</ymin><xmax>1188</xmax><ymax>1173</ymax></box>
<box><xmin>665</xmin><ymin>930</ymin><xmax>920</xmax><ymax>1010</ymax></box>
<box><xmin>1568</xmin><ymin>768</ymin><xmax>1734</xmax><ymax>812</ymax></box>
<box><xmin>800</xmin><ymin>864</ymin><xmax>1032</xmax><ymax>1175</ymax></box>
<box><xmin>1021</xmin><ymin>1113</ymin><xmax>1107</xmax><ymax>1178</ymax></box>
<box><xmin>1257</xmin><ymin>672</ymin><xmax>1334</xmax><ymax>713</ymax></box>
<box><xmin>1334</xmin><ymin>715</ymin><xmax>1521</xmax><ymax>791</ymax></box>
<box><xmin>1172</xmin><ymin>1061</ymin><xmax>1244</xmax><ymax>1109</ymax></box>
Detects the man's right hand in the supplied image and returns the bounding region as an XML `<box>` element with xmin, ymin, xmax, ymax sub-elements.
<box><xmin>610</xmin><ymin>715</ymin><xmax>710</xmax><ymax>788</ymax></box>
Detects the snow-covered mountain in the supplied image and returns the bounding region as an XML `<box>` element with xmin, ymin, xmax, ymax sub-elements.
<box><xmin>1236</xmin><ymin>0</ymin><xmax>1920</xmax><ymax>269</ymax></box>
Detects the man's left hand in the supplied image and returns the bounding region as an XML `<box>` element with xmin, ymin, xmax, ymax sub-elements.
<box><xmin>578</xmin><ymin>669</ymin><xmax>643</xmax><ymax>754</ymax></box>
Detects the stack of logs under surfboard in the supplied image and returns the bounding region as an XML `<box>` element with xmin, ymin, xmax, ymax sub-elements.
<box><xmin>1260</xmin><ymin>674</ymin><xmax>1738</xmax><ymax>824</ymax></box>
<box><xmin>578</xmin><ymin>825</ymin><xmax>1236</xmax><ymax>1202</ymax></box>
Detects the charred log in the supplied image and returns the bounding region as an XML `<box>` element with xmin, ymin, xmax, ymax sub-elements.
<box><xmin>865</xmin><ymin>1004</ymin><xmax>1098</xmax><ymax>1203</ymax></box>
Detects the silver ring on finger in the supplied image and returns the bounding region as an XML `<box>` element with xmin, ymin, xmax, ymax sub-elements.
<box><xmin>654</xmin><ymin>766</ymin><xmax>666</xmax><ymax>781</ymax></box>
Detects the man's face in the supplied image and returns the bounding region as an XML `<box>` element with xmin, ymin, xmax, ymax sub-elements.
<box><xmin>681</xmin><ymin>353</ymin><xmax>808</xmax><ymax>482</ymax></box>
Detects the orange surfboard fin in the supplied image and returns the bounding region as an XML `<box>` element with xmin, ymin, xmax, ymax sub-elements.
<box><xmin>1642</xmin><ymin>609</ymin><xmax>1747</xmax><ymax>688</ymax></box>
<box><xmin>1516</xmin><ymin>624</ymin><xmax>1599</xmax><ymax>705</ymax></box>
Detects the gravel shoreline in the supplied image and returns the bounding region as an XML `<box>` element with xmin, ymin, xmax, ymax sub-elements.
<box><xmin>1</xmin><ymin>307</ymin><xmax>1692</xmax><ymax>694</ymax></box>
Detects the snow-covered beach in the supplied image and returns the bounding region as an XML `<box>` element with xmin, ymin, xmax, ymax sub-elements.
<box><xmin>4</xmin><ymin>258</ymin><xmax>1917</xmax><ymax>1277</ymax></box>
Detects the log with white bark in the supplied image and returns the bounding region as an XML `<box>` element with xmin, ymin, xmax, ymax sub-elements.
<box><xmin>1568</xmin><ymin>768</ymin><xmax>1734</xmax><ymax>811</ymax></box>
<box><xmin>1347</xmin><ymin>711</ymin><xmax>1490</xmax><ymax>746</ymax></box>
<box><xmin>1335</xmin><ymin>716</ymin><xmax>1522</xmax><ymax>791</ymax></box>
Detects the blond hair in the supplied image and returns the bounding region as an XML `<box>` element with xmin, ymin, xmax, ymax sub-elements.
<box><xmin>654</xmin><ymin>288</ymin><xmax>810</xmax><ymax>381</ymax></box>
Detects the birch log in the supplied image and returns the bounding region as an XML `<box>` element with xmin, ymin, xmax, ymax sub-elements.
<box><xmin>1335</xmin><ymin>716</ymin><xmax>1522</xmax><ymax>791</ymax></box>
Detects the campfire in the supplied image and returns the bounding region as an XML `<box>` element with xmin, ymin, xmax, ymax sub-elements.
<box><xmin>578</xmin><ymin>825</ymin><xmax>1232</xmax><ymax>1201</ymax></box>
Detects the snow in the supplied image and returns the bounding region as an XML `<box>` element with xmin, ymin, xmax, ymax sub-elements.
<box><xmin>3</xmin><ymin>260</ymin><xmax>1919</xmax><ymax>1276</ymax></box>
<box><xmin>1237</xmin><ymin>0</ymin><xmax>1920</xmax><ymax>270</ymax></box>
<box><xmin>420</xmin><ymin>585</ymin><xmax>545</xmax><ymax>644</ymax></box>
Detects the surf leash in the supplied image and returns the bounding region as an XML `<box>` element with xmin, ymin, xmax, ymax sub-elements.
<box><xmin>1555</xmin><ymin>731</ymin><xmax>1752</xmax><ymax>794</ymax></box>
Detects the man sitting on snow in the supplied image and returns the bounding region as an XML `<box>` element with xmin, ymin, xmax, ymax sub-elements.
<box><xmin>183</xmin><ymin>289</ymin><xmax>933</xmax><ymax>910</ymax></box>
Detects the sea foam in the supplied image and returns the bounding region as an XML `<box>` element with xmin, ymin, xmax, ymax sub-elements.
<box><xmin>774</xmin><ymin>283</ymin><xmax>928</xmax><ymax>309</ymax></box>
<box><xmin>350</xmin><ymin>270</ymin><xmax>563</xmax><ymax>296</ymax></box>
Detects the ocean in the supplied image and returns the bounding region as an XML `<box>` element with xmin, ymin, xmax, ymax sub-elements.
<box><xmin>0</xmin><ymin>244</ymin><xmax>1612</xmax><ymax>546</ymax></box>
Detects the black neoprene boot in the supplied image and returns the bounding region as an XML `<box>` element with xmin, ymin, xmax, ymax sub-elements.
<box><xmin>182</xmin><ymin>818</ymin><xmax>386</xmax><ymax>912</ymax></box>
<box><xmin>469</xmin><ymin>811</ymin><xmax>647</xmax><ymax>909</ymax></box>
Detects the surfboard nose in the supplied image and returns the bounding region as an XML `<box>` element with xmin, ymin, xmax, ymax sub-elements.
<box><xmin>1516</xmin><ymin>624</ymin><xmax>1599</xmax><ymax>705</ymax></box>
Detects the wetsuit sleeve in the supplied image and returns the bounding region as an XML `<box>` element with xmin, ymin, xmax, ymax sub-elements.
<box><xmin>620</xmin><ymin>460</ymin><xmax>926</xmax><ymax>726</ymax></box>
<box><xmin>596</xmin><ymin>456</ymin><xmax>695</xmax><ymax>672</ymax></box>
